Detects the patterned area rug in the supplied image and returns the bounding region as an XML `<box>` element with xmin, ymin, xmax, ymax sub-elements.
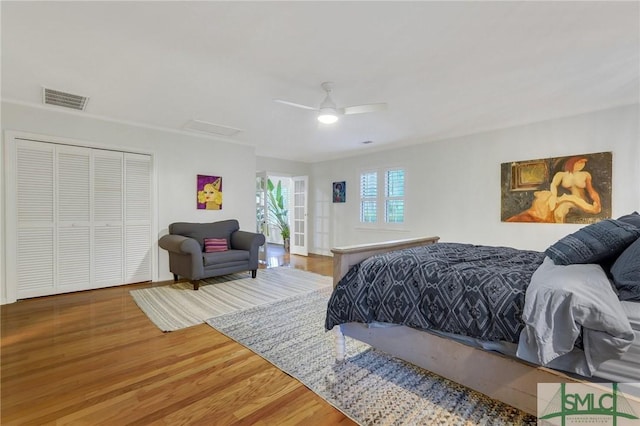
<box><xmin>206</xmin><ymin>288</ymin><xmax>536</xmax><ymax>426</ymax></box>
<box><xmin>131</xmin><ymin>267</ymin><xmax>331</xmax><ymax>331</ymax></box>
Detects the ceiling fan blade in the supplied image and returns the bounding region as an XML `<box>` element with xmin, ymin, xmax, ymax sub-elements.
<box><xmin>273</xmin><ymin>99</ymin><xmax>317</xmax><ymax>111</ymax></box>
<box><xmin>341</xmin><ymin>103</ymin><xmax>387</xmax><ymax>115</ymax></box>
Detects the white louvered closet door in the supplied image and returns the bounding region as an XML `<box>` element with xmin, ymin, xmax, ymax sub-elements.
<box><xmin>7</xmin><ymin>135</ymin><xmax>154</xmax><ymax>301</ymax></box>
<box><xmin>14</xmin><ymin>141</ymin><xmax>56</xmax><ymax>298</ymax></box>
<box><xmin>57</xmin><ymin>145</ymin><xmax>92</xmax><ymax>292</ymax></box>
<box><xmin>124</xmin><ymin>153</ymin><xmax>152</xmax><ymax>284</ymax></box>
<box><xmin>93</xmin><ymin>150</ymin><xmax>124</xmax><ymax>288</ymax></box>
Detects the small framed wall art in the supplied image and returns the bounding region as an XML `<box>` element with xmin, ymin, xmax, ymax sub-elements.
<box><xmin>333</xmin><ymin>181</ymin><xmax>346</xmax><ymax>203</ymax></box>
<box><xmin>197</xmin><ymin>174</ymin><xmax>223</xmax><ymax>210</ymax></box>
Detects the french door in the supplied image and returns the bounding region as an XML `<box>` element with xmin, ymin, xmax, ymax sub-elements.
<box><xmin>290</xmin><ymin>175</ymin><xmax>308</xmax><ymax>256</ymax></box>
<box><xmin>255</xmin><ymin>171</ymin><xmax>268</xmax><ymax>264</ymax></box>
<box><xmin>256</xmin><ymin>173</ymin><xmax>308</xmax><ymax>258</ymax></box>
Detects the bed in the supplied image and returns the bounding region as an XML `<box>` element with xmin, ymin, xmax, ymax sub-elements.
<box><xmin>325</xmin><ymin>216</ymin><xmax>640</xmax><ymax>415</ymax></box>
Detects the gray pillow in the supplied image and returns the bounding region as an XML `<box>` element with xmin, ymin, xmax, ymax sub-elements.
<box><xmin>617</xmin><ymin>211</ymin><xmax>640</xmax><ymax>229</ymax></box>
<box><xmin>545</xmin><ymin>219</ymin><xmax>640</xmax><ymax>266</ymax></box>
<box><xmin>610</xmin><ymin>237</ymin><xmax>640</xmax><ymax>301</ymax></box>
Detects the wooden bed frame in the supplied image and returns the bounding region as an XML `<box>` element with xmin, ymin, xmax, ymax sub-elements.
<box><xmin>330</xmin><ymin>237</ymin><xmax>583</xmax><ymax>416</ymax></box>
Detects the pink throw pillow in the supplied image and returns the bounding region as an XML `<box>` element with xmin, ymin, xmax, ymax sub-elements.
<box><xmin>204</xmin><ymin>238</ymin><xmax>228</xmax><ymax>253</ymax></box>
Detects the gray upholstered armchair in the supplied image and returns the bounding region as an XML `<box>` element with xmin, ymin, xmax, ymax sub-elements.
<box><xmin>158</xmin><ymin>220</ymin><xmax>266</xmax><ymax>290</ymax></box>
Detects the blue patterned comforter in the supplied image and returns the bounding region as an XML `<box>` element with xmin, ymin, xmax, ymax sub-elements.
<box><xmin>325</xmin><ymin>243</ymin><xmax>545</xmax><ymax>343</ymax></box>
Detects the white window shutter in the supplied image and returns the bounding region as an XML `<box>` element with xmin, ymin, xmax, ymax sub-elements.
<box><xmin>360</xmin><ymin>171</ymin><xmax>377</xmax><ymax>223</ymax></box>
<box><xmin>385</xmin><ymin>169</ymin><xmax>405</xmax><ymax>223</ymax></box>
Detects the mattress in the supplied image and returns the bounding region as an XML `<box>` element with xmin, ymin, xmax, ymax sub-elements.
<box><xmin>365</xmin><ymin>300</ymin><xmax>640</xmax><ymax>382</ymax></box>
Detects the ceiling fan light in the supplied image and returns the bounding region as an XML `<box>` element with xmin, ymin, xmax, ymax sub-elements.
<box><xmin>318</xmin><ymin>107</ymin><xmax>339</xmax><ymax>124</ymax></box>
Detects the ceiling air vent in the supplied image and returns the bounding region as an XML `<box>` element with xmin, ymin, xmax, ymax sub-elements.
<box><xmin>183</xmin><ymin>119</ymin><xmax>242</xmax><ymax>137</ymax></box>
<box><xmin>42</xmin><ymin>88</ymin><xmax>89</xmax><ymax>111</ymax></box>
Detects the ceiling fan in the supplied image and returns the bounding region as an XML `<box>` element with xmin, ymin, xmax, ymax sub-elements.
<box><xmin>274</xmin><ymin>82</ymin><xmax>387</xmax><ymax>124</ymax></box>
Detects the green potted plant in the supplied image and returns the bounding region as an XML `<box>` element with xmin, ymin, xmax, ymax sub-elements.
<box><xmin>267</xmin><ymin>178</ymin><xmax>290</xmax><ymax>251</ymax></box>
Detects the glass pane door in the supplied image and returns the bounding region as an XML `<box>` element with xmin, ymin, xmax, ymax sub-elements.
<box><xmin>255</xmin><ymin>172</ymin><xmax>268</xmax><ymax>264</ymax></box>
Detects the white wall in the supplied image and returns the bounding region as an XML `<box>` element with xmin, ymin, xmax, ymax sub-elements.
<box><xmin>1</xmin><ymin>101</ymin><xmax>257</xmax><ymax>302</ymax></box>
<box><xmin>3</xmin><ymin>102</ymin><xmax>638</xmax><ymax>301</ymax></box>
<box><xmin>309</xmin><ymin>104</ymin><xmax>640</xmax><ymax>254</ymax></box>
<box><xmin>256</xmin><ymin>156</ymin><xmax>310</xmax><ymax>177</ymax></box>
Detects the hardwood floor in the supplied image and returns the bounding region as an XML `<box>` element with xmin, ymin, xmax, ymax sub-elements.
<box><xmin>1</xmin><ymin>251</ymin><xmax>354</xmax><ymax>425</ymax></box>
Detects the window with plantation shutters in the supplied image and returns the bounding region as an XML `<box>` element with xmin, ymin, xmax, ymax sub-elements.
<box><xmin>360</xmin><ymin>172</ymin><xmax>377</xmax><ymax>223</ymax></box>
<box><xmin>290</xmin><ymin>176</ymin><xmax>308</xmax><ymax>256</ymax></box>
<box><xmin>385</xmin><ymin>169</ymin><xmax>405</xmax><ymax>223</ymax></box>
<box><xmin>359</xmin><ymin>168</ymin><xmax>405</xmax><ymax>224</ymax></box>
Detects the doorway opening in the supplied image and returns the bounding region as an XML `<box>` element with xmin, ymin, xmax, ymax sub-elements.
<box><xmin>256</xmin><ymin>172</ymin><xmax>308</xmax><ymax>266</ymax></box>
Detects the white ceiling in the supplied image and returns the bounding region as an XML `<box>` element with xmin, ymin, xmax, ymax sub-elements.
<box><xmin>2</xmin><ymin>1</ymin><xmax>638</xmax><ymax>163</ymax></box>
